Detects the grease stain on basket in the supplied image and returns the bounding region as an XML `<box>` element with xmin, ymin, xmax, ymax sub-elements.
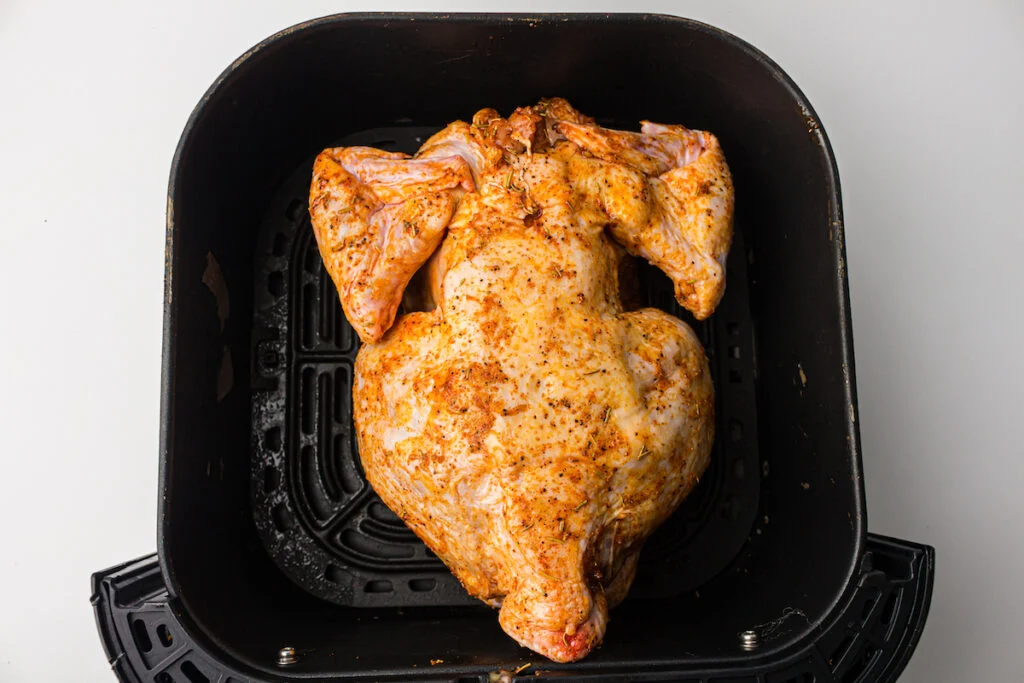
<box><xmin>799</xmin><ymin>103</ymin><xmax>820</xmax><ymax>136</ymax></box>
<box><xmin>202</xmin><ymin>252</ymin><xmax>233</xmax><ymax>400</ymax></box>
<box><xmin>165</xmin><ymin>195</ymin><xmax>175</xmax><ymax>304</ymax></box>
<box><xmin>202</xmin><ymin>252</ymin><xmax>230</xmax><ymax>330</ymax></box>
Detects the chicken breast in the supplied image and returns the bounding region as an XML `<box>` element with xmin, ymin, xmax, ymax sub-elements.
<box><xmin>309</xmin><ymin>99</ymin><xmax>733</xmax><ymax>662</ymax></box>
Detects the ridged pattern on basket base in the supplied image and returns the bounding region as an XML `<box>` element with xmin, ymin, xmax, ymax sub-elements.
<box><xmin>250</xmin><ymin>126</ymin><xmax>762</xmax><ymax>608</ymax></box>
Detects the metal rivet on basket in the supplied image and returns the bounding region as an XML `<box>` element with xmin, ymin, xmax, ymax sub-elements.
<box><xmin>278</xmin><ymin>646</ymin><xmax>298</xmax><ymax>666</ymax></box>
<box><xmin>739</xmin><ymin>630</ymin><xmax>759</xmax><ymax>650</ymax></box>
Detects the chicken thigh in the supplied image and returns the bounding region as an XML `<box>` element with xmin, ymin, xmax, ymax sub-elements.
<box><xmin>309</xmin><ymin>99</ymin><xmax>733</xmax><ymax>662</ymax></box>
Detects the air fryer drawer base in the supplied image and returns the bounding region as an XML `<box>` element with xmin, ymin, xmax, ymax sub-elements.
<box><xmin>92</xmin><ymin>534</ymin><xmax>934</xmax><ymax>683</ymax></box>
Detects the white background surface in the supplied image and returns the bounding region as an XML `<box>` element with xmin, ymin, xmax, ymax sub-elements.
<box><xmin>1</xmin><ymin>1</ymin><xmax>1021</xmax><ymax>680</ymax></box>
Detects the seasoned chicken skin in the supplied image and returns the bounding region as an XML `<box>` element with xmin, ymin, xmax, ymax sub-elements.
<box><xmin>309</xmin><ymin>99</ymin><xmax>733</xmax><ymax>662</ymax></box>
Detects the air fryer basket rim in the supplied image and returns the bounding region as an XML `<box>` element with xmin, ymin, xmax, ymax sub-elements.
<box><xmin>149</xmin><ymin>10</ymin><xmax>891</xmax><ymax>680</ymax></box>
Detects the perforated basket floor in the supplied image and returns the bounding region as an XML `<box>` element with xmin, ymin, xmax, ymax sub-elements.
<box><xmin>250</xmin><ymin>126</ymin><xmax>762</xmax><ymax>608</ymax></box>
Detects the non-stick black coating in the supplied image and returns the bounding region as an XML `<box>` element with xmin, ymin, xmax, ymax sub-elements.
<box><xmin>159</xmin><ymin>13</ymin><xmax>864</xmax><ymax>678</ymax></box>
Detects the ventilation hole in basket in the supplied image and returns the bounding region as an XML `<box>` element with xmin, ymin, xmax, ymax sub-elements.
<box><xmin>301</xmin><ymin>367</ymin><xmax>316</xmax><ymax>434</ymax></box>
<box><xmin>131</xmin><ymin>618</ymin><xmax>153</xmax><ymax>653</ymax></box>
<box><xmin>365</xmin><ymin>579</ymin><xmax>394</xmax><ymax>593</ymax></box>
<box><xmin>271</xmin><ymin>504</ymin><xmax>295</xmax><ymax>532</ymax></box>
<box><xmin>265</xmin><ymin>427</ymin><xmax>282</xmax><ymax>452</ymax></box>
<box><xmin>872</xmin><ymin>550</ymin><xmax>914</xmax><ymax>581</ymax></box>
<box><xmin>303</xmin><ymin>240</ymin><xmax>319</xmax><ymax>272</ymax></box>
<box><xmin>180</xmin><ymin>661</ymin><xmax>210</xmax><ymax>683</ymax></box>
<box><xmin>732</xmin><ymin>458</ymin><xmax>745</xmax><ymax>479</ymax></box>
<box><xmin>302</xmin><ymin>444</ymin><xmax>334</xmax><ymax>521</ymax></box>
<box><xmin>368</xmin><ymin>501</ymin><xmax>402</xmax><ymax>524</ymax></box>
<box><xmin>316</xmin><ymin>373</ymin><xmax>335</xmax><ymax>494</ymax></box>
<box><xmin>302</xmin><ymin>283</ymin><xmax>317</xmax><ymax>350</ymax></box>
<box><xmin>859</xmin><ymin>592</ymin><xmax>880</xmax><ymax>625</ymax></box>
<box><xmin>720</xmin><ymin>495</ymin><xmax>736</xmax><ymax>520</ymax></box>
<box><xmin>370</xmin><ymin>139</ymin><xmax>399</xmax><ymax>149</ymax></box>
<box><xmin>728</xmin><ymin>345</ymin><xmax>741</xmax><ymax>359</ymax></box>
<box><xmin>334</xmin><ymin>366</ymin><xmax>351</xmax><ymax>422</ymax></box>
<box><xmin>341</xmin><ymin>529</ymin><xmax>415</xmax><ymax>558</ymax></box>
<box><xmin>729</xmin><ymin>369</ymin><xmax>742</xmax><ymax>383</ymax></box>
<box><xmin>325</xmin><ymin>564</ymin><xmax>349</xmax><ymax>584</ymax></box>
<box><xmin>335</xmin><ymin>302</ymin><xmax>351</xmax><ymax>351</ymax></box>
<box><xmin>285</xmin><ymin>199</ymin><xmax>304</xmax><ymax>222</ymax></box>
<box><xmin>727</xmin><ymin>321</ymin><xmax>740</xmax><ymax>335</ymax></box>
<box><xmin>841</xmin><ymin>642</ymin><xmax>878</xmax><ymax>682</ymax></box>
<box><xmin>334</xmin><ymin>435</ymin><xmax>361</xmax><ymax>495</ymax></box>
<box><xmin>268</xmin><ymin>271</ymin><xmax>285</xmax><ymax>297</ymax></box>
<box><xmin>155</xmin><ymin>673</ymin><xmax>175</xmax><ymax>683</ymax></box>
<box><xmin>156</xmin><ymin>623</ymin><xmax>174</xmax><ymax>647</ymax></box>
<box><xmin>319</xmin><ymin>270</ymin><xmax>333</xmax><ymax>340</ymax></box>
<box><xmin>879</xmin><ymin>591</ymin><xmax>900</xmax><ymax>626</ymax></box>
<box><xmin>786</xmin><ymin>674</ymin><xmax>815</xmax><ymax>683</ymax></box>
<box><xmin>263</xmin><ymin>466</ymin><xmax>280</xmax><ymax>494</ymax></box>
<box><xmin>272</xmin><ymin>232</ymin><xmax>288</xmax><ymax>256</ymax></box>
<box><xmin>729</xmin><ymin>419</ymin><xmax>744</xmax><ymax>441</ymax></box>
<box><xmin>409</xmin><ymin>578</ymin><xmax>437</xmax><ymax>592</ymax></box>
<box><xmin>339</xmin><ymin>457</ymin><xmax>365</xmax><ymax>495</ymax></box>
<box><xmin>322</xmin><ymin>437</ymin><xmax>343</xmax><ymax>501</ymax></box>
<box><xmin>828</xmin><ymin>633</ymin><xmax>857</xmax><ymax>670</ymax></box>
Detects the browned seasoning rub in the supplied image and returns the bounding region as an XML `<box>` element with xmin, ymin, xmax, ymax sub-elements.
<box><xmin>309</xmin><ymin>97</ymin><xmax>732</xmax><ymax>663</ymax></box>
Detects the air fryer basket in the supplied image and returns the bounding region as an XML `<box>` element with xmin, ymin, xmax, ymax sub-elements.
<box><xmin>93</xmin><ymin>13</ymin><xmax>933</xmax><ymax>683</ymax></box>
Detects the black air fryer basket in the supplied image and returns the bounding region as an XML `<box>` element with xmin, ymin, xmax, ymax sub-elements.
<box><xmin>92</xmin><ymin>14</ymin><xmax>934</xmax><ymax>683</ymax></box>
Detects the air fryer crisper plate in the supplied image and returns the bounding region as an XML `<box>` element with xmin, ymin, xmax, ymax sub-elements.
<box><xmin>250</xmin><ymin>126</ymin><xmax>762</xmax><ymax>608</ymax></box>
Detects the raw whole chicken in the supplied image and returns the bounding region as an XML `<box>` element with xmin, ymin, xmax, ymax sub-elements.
<box><xmin>309</xmin><ymin>99</ymin><xmax>733</xmax><ymax>662</ymax></box>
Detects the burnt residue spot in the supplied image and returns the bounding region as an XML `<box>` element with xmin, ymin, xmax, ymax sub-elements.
<box><xmin>202</xmin><ymin>252</ymin><xmax>233</xmax><ymax>402</ymax></box>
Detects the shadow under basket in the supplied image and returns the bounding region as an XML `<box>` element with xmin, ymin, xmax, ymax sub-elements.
<box><xmin>92</xmin><ymin>13</ymin><xmax>934</xmax><ymax>683</ymax></box>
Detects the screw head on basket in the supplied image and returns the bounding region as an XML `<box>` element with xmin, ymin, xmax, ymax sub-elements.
<box><xmin>739</xmin><ymin>630</ymin><xmax>759</xmax><ymax>650</ymax></box>
<box><xmin>277</xmin><ymin>646</ymin><xmax>298</xmax><ymax>666</ymax></box>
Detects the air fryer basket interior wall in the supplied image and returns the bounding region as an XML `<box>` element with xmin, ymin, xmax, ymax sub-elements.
<box><xmin>88</xmin><ymin>13</ymin><xmax>936</xmax><ymax>683</ymax></box>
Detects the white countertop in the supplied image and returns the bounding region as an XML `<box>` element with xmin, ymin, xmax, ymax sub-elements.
<box><xmin>1</xmin><ymin>1</ymin><xmax>1020</xmax><ymax>680</ymax></box>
